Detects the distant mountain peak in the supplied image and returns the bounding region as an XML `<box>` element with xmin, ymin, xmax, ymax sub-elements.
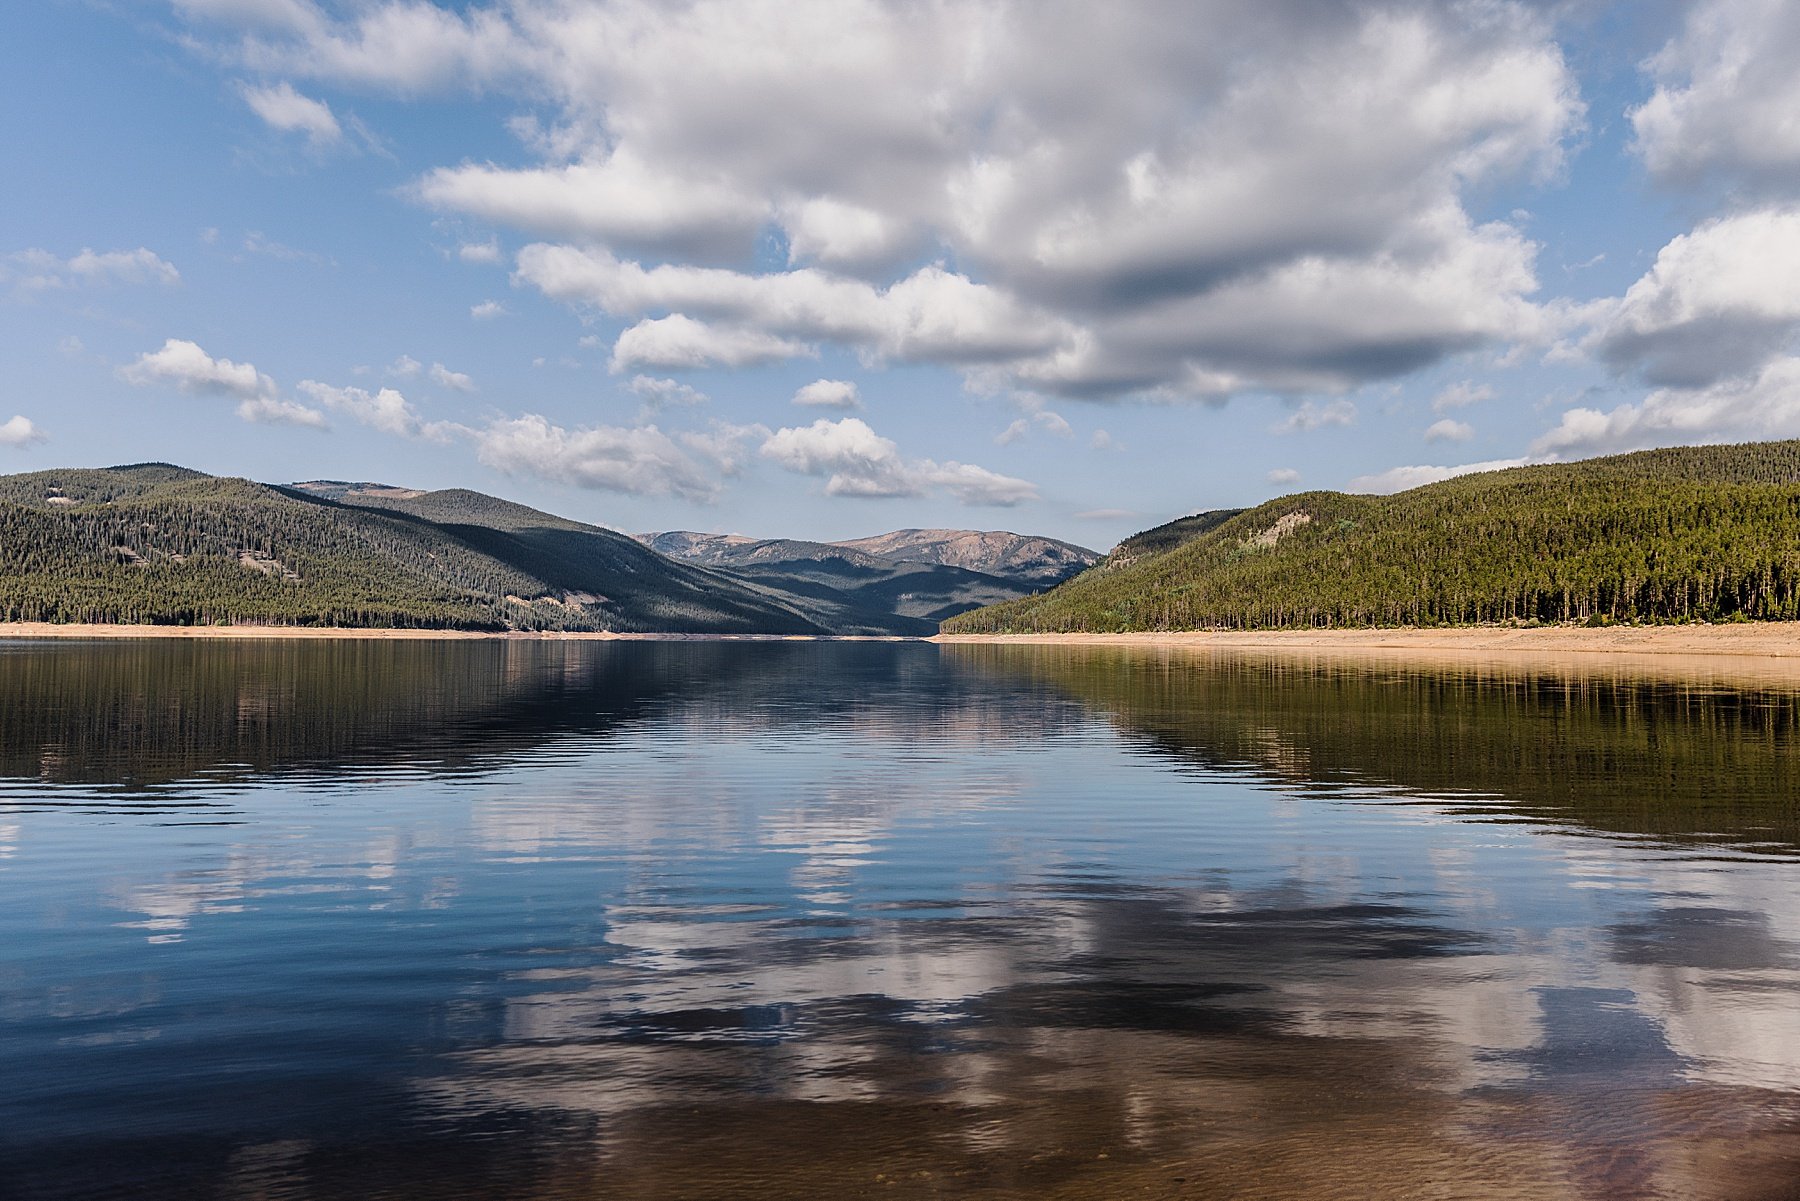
<box><xmin>642</xmin><ymin>527</ymin><xmax>1100</xmax><ymax>589</ymax></box>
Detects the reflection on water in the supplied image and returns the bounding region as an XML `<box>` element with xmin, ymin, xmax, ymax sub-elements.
<box><xmin>1</xmin><ymin>639</ymin><xmax>1798</xmax><ymax>1199</ymax></box>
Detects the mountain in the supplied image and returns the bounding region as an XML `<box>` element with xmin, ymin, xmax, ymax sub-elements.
<box><xmin>638</xmin><ymin>527</ymin><xmax>1100</xmax><ymax>629</ymax></box>
<box><xmin>0</xmin><ymin>465</ymin><xmax>853</xmax><ymax>634</ymax></box>
<box><xmin>944</xmin><ymin>441</ymin><xmax>1800</xmax><ymax>633</ymax></box>
<box><xmin>644</xmin><ymin>528</ymin><xmax>1100</xmax><ymax>584</ymax></box>
<box><xmin>832</xmin><ymin>529</ymin><xmax>1099</xmax><ymax>586</ymax></box>
<box><xmin>1102</xmin><ymin>509</ymin><xmax>1243</xmax><ymax>569</ymax></box>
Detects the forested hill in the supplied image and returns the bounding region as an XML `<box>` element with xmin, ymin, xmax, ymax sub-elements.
<box><xmin>944</xmin><ymin>441</ymin><xmax>1800</xmax><ymax>633</ymax></box>
<box><xmin>0</xmin><ymin>465</ymin><xmax>832</xmax><ymax>633</ymax></box>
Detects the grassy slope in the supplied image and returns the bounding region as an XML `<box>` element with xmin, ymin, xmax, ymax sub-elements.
<box><xmin>945</xmin><ymin>441</ymin><xmax>1800</xmax><ymax>633</ymax></box>
<box><xmin>0</xmin><ymin>465</ymin><xmax>828</xmax><ymax>633</ymax></box>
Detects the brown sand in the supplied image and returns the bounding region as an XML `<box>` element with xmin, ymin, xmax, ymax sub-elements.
<box><xmin>931</xmin><ymin>623</ymin><xmax>1800</xmax><ymax>659</ymax></box>
<box><xmin>0</xmin><ymin>623</ymin><xmax>908</xmax><ymax>642</ymax></box>
<box><xmin>6</xmin><ymin>621</ymin><xmax>1800</xmax><ymax>661</ymax></box>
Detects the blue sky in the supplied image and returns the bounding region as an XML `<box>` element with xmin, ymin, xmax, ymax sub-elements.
<box><xmin>5</xmin><ymin>0</ymin><xmax>1800</xmax><ymax>548</ymax></box>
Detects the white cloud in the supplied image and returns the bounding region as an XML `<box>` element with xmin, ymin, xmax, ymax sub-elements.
<box><xmin>1431</xmin><ymin>380</ymin><xmax>1494</xmax><ymax>412</ymax></box>
<box><xmin>176</xmin><ymin>0</ymin><xmax>1583</xmax><ymax>402</ymax></box>
<box><xmin>6</xmin><ymin>247</ymin><xmax>179</xmax><ymax>291</ymax></box>
<box><xmin>1586</xmin><ymin>207</ymin><xmax>1800</xmax><ymax>387</ymax></box>
<box><xmin>428</xmin><ymin>362</ymin><xmax>475</xmax><ymax>391</ymax></box>
<box><xmin>457</xmin><ymin>240</ymin><xmax>502</xmax><ymax>264</ymax></box>
<box><xmin>1533</xmin><ymin>356</ymin><xmax>1800</xmax><ymax>457</ymax></box>
<box><xmin>515</xmin><ymin>246</ymin><xmax>1068</xmax><ymax>369</ymax></box>
<box><xmin>297</xmin><ymin>380</ymin><xmax>446</xmax><ymax>439</ymax></box>
<box><xmin>1425</xmin><ymin>418</ymin><xmax>1474</xmax><ymax>443</ymax></box>
<box><xmin>470</xmin><ymin>299</ymin><xmax>507</xmax><ymax>319</ymax></box>
<box><xmin>236</xmin><ymin>396</ymin><xmax>328</xmax><ymax>427</ymax></box>
<box><xmin>0</xmin><ymin>416</ymin><xmax>46</xmax><ymax>447</ymax></box>
<box><xmin>609</xmin><ymin>314</ymin><xmax>813</xmax><ymax>372</ymax></box>
<box><xmin>792</xmin><ymin>379</ymin><xmax>860</xmax><ymax>410</ymax></box>
<box><xmin>239</xmin><ymin>80</ymin><xmax>341</xmax><ymax>146</ymax></box>
<box><xmin>417</xmin><ymin>151</ymin><xmax>767</xmax><ymax>260</ymax></box>
<box><xmin>626</xmin><ymin>375</ymin><xmax>707</xmax><ymax>407</ymax></box>
<box><xmin>1271</xmin><ymin>398</ymin><xmax>1357</xmax><ymax>435</ymax></box>
<box><xmin>1631</xmin><ymin>0</ymin><xmax>1800</xmax><ymax>194</ymax></box>
<box><xmin>471</xmin><ymin>414</ymin><xmax>739</xmax><ymax>501</ymax></box>
<box><xmin>119</xmin><ymin>338</ymin><xmax>331</xmax><ymax>427</ymax></box>
<box><xmin>387</xmin><ymin>354</ymin><xmax>422</xmax><ymax>378</ymax></box>
<box><xmin>1266</xmin><ymin>467</ymin><xmax>1301</xmax><ymax>485</ymax></box>
<box><xmin>927</xmin><ymin>461</ymin><xmax>1039</xmax><ymax>507</ymax></box>
<box><xmin>1347</xmin><ymin>458</ymin><xmax>1528</xmax><ymax>494</ymax></box>
<box><xmin>995</xmin><ymin>409</ymin><xmax>1073</xmax><ymax>445</ymax></box>
<box><xmin>119</xmin><ymin>338</ymin><xmax>274</xmax><ymax>399</ymax></box>
<box><xmin>760</xmin><ymin>416</ymin><xmax>1036</xmax><ymax>505</ymax></box>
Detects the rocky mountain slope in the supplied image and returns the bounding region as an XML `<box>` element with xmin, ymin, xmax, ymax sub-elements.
<box><xmin>639</xmin><ymin>526</ymin><xmax>1100</xmax><ymax>628</ymax></box>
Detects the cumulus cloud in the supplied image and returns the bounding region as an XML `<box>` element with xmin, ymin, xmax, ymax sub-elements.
<box><xmin>516</xmin><ymin>247</ymin><xmax>1068</xmax><ymax>369</ymax></box>
<box><xmin>5</xmin><ymin>247</ymin><xmax>179</xmax><ymax>291</ymax></box>
<box><xmin>792</xmin><ymin>379</ymin><xmax>860</xmax><ymax>409</ymax></box>
<box><xmin>1586</xmin><ymin>207</ymin><xmax>1800</xmax><ymax>387</ymax></box>
<box><xmin>120</xmin><ymin>338</ymin><xmax>329</xmax><ymax>427</ymax></box>
<box><xmin>182</xmin><ymin>0</ymin><xmax>1581</xmax><ymax>402</ymax></box>
<box><xmin>1266</xmin><ymin>467</ymin><xmax>1301</xmax><ymax>485</ymax></box>
<box><xmin>1533</xmin><ymin>356</ymin><xmax>1800</xmax><ymax>457</ymax></box>
<box><xmin>417</xmin><ymin>151</ymin><xmax>768</xmax><ymax>261</ymax></box>
<box><xmin>609</xmin><ymin>314</ymin><xmax>812</xmax><ymax>372</ymax></box>
<box><xmin>760</xmin><ymin>416</ymin><xmax>1036</xmax><ymax>505</ymax></box>
<box><xmin>296</xmin><ymin>380</ymin><xmax>446</xmax><ymax>439</ymax></box>
<box><xmin>995</xmin><ymin>409</ymin><xmax>1073</xmax><ymax>445</ymax></box>
<box><xmin>119</xmin><ymin>338</ymin><xmax>274</xmax><ymax>399</ymax></box>
<box><xmin>471</xmin><ymin>414</ymin><xmax>745</xmax><ymax>501</ymax></box>
<box><xmin>457</xmin><ymin>240</ymin><xmax>502</xmax><ymax>263</ymax></box>
<box><xmin>428</xmin><ymin>362</ymin><xmax>474</xmax><ymax>391</ymax></box>
<box><xmin>1631</xmin><ymin>0</ymin><xmax>1800</xmax><ymax>194</ymax></box>
<box><xmin>627</xmin><ymin>375</ymin><xmax>707</xmax><ymax>407</ymax></box>
<box><xmin>470</xmin><ymin>299</ymin><xmax>506</xmax><ymax>319</ymax></box>
<box><xmin>1431</xmin><ymin>380</ymin><xmax>1494</xmax><ymax>412</ymax></box>
<box><xmin>237</xmin><ymin>396</ymin><xmax>329</xmax><ymax>427</ymax></box>
<box><xmin>1425</xmin><ymin>418</ymin><xmax>1474</xmax><ymax>443</ymax></box>
<box><xmin>239</xmin><ymin>80</ymin><xmax>341</xmax><ymax>145</ymax></box>
<box><xmin>0</xmin><ymin>416</ymin><xmax>46</xmax><ymax>447</ymax></box>
<box><xmin>1347</xmin><ymin>458</ymin><xmax>1529</xmax><ymax>495</ymax></box>
<box><xmin>1271</xmin><ymin>398</ymin><xmax>1356</xmax><ymax>435</ymax></box>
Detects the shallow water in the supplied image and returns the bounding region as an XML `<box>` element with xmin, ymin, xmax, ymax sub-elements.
<box><xmin>1</xmin><ymin>638</ymin><xmax>1798</xmax><ymax>1200</ymax></box>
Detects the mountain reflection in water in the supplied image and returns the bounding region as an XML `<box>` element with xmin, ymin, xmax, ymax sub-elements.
<box><xmin>1</xmin><ymin>638</ymin><xmax>1798</xmax><ymax>1200</ymax></box>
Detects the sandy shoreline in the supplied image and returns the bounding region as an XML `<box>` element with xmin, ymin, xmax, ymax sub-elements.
<box><xmin>0</xmin><ymin>623</ymin><xmax>913</xmax><ymax>643</ymax></box>
<box><xmin>931</xmin><ymin>623</ymin><xmax>1800</xmax><ymax>659</ymax></box>
<box><xmin>6</xmin><ymin>621</ymin><xmax>1800</xmax><ymax>660</ymax></box>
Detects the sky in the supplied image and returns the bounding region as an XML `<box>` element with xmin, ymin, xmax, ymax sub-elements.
<box><xmin>4</xmin><ymin>0</ymin><xmax>1800</xmax><ymax>549</ymax></box>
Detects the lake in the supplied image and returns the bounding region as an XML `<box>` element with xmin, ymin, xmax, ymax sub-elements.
<box><xmin>2</xmin><ymin>638</ymin><xmax>1798</xmax><ymax>1200</ymax></box>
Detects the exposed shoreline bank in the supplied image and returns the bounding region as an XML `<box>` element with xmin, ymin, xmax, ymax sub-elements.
<box><xmin>0</xmin><ymin>623</ymin><xmax>915</xmax><ymax>642</ymax></box>
<box><xmin>932</xmin><ymin>623</ymin><xmax>1800</xmax><ymax>659</ymax></box>
<box><xmin>7</xmin><ymin>621</ymin><xmax>1800</xmax><ymax>660</ymax></box>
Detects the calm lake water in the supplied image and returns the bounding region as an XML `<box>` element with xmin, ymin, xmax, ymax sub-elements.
<box><xmin>2</xmin><ymin>639</ymin><xmax>1798</xmax><ymax>1200</ymax></box>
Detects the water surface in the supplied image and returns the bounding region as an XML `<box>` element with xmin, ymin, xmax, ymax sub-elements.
<box><xmin>2</xmin><ymin>639</ymin><xmax>1798</xmax><ymax>1200</ymax></box>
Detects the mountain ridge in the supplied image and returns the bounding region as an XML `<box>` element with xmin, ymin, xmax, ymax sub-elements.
<box><xmin>945</xmin><ymin>441</ymin><xmax>1800</xmax><ymax>633</ymax></box>
<box><xmin>0</xmin><ymin>465</ymin><xmax>836</xmax><ymax>633</ymax></box>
